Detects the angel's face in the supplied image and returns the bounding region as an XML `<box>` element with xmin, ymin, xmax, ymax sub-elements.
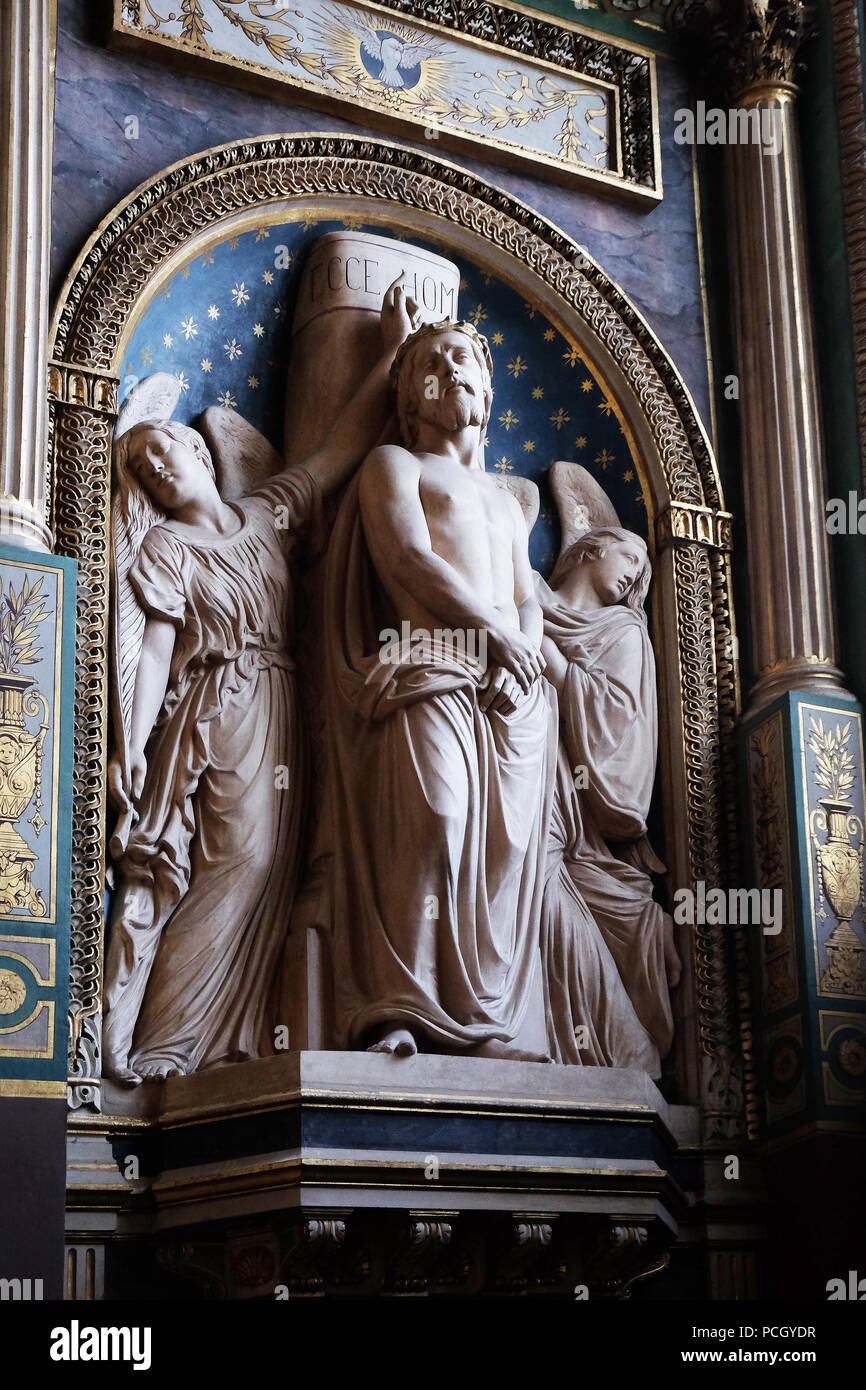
<box><xmin>127</xmin><ymin>427</ymin><xmax>210</xmax><ymax>512</ymax></box>
<box><xmin>590</xmin><ymin>539</ymin><xmax>646</xmax><ymax>605</ymax></box>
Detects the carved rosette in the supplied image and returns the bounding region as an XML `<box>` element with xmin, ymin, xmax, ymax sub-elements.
<box><xmin>49</xmin><ymin>134</ymin><xmax>744</xmax><ymax>1129</ymax></box>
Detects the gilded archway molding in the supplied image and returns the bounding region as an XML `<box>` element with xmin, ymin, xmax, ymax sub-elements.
<box><xmin>48</xmin><ymin>132</ymin><xmax>751</xmax><ymax>1137</ymax></box>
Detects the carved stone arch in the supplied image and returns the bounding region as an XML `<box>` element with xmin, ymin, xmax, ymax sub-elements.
<box><xmin>49</xmin><ymin>132</ymin><xmax>752</xmax><ymax>1137</ymax></box>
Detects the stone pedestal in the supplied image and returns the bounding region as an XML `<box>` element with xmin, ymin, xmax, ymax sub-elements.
<box><xmin>66</xmin><ymin>1053</ymin><xmax>701</xmax><ymax>1299</ymax></box>
<box><xmin>742</xmin><ymin>691</ymin><xmax>866</xmax><ymax>1294</ymax></box>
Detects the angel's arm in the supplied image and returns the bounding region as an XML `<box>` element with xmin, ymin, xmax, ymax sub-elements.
<box><xmin>540</xmin><ymin>634</ymin><xmax>568</xmax><ymax>692</ymax></box>
<box><xmin>108</xmin><ymin>617</ymin><xmax>174</xmax><ymax>810</ymax></box>
<box><xmin>297</xmin><ymin>278</ymin><xmax>417</xmax><ymax>498</ymax></box>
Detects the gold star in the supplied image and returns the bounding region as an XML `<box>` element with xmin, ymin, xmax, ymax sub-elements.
<box><xmin>549</xmin><ymin>408</ymin><xmax>570</xmax><ymax>431</ymax></box>
<box><xmin>575</xmin><ymin>436</ymin><xmax>587</xmax><ymax>449</ymax></box>
<box><xmin>498</xmin><ymin>409</ymin><xmax>519</xmax><ymax>431</ymax></box>
<box><xmin>254</xmin><ymin>227</ymin><xmax>270</xmax><ymax>241</ymax></box>
<box><xmin>469</xmin><ymin>303</ymin><xmax>487</xmax><ymax>327</ymax></box>
<box><xmin>523</xmin><ymin>440</ymin><xmax>535</xmax><ymax>453</ymax></box>
<box><xmin>581</xmin><ymin>378</ymin><xmax>593</xmax><ymax>392</ymax></box>
<box><xmin>507</xmin><ymin>356</ymin><xmax>528</xmax><ymax>378</ymax></box>
<box><xmin>491</xmin><ymin>332</ymin><xmax>504</xmax><ymax>346</ymax></box>
<box><xmin>494</xmin><ymin>456</ymin><xmax>514</xmax><ymax>472</ymax></box>
<box><xmin>563</xmin><ymin>346</ymin><xmax>582</xmax><ymax>367</ymax></box>
<box><xmin>262</xmin><ymin>270</ymin><xmax>274</xmax><ymax>285</ymax></box>
<box><xmin>532</xmin><ymin>386</ymin><xmax>544</xmax><ymax>400</ymax></box>
<box><xmin>543</xmin><ymin>328</ymin><xmax>555</xmax><ymax>342</ymax></box>
<box><xmin>595</xmin><ymin>448</ymin><xmax>615</xmax><ymax>469</ymax></box>
<box><xmin>623</xmin><ymin>469</ymin><xmax>634</xmax><ymax>482</ymax></box>
<box><xmin>248</xmin><ymin>375</ymin><xmax>260</xmax><ymax>389</ymax></box>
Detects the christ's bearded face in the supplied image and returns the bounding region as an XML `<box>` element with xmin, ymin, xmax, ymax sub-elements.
<box><xmin>406</xmin><ymin>330</ymin><xmax>490</xmax><ymax>439</ymax></box>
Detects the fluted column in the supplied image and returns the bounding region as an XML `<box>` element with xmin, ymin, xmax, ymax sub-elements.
<box><xmin>0</xmin><ymin>0</ymin><xmax>54</xmax><ymax>552</ymax></box>
<box><xmin>683</xmin><ymin>0</ymin><xmax>853</xmax><ymax>711</ymax></box>
<box><xmin>728</xmin><ymin>77</ymin><xmax>849</xmax><ymax>709</ymax></box>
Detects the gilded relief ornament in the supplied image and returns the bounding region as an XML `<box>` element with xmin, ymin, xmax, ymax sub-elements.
<box><xmin>0</xmin><ymin>967</ymin><xmax>27</xmax><ymax>1013</ymax></box>
<box><xmin>807</xmin><ymin>718</ymin><xmax>866</xmax><ymax>995</ymax></box>
<box><xmin>0</xmin><ymin>576</ymin><xmax>50</xmax><ymax>917</ymax></box>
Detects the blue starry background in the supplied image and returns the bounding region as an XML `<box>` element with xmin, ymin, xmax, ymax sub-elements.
<box><xmin>121</xmin><ymin>218</ymin><xmax>647</xmax><ymax>576</ymax></box>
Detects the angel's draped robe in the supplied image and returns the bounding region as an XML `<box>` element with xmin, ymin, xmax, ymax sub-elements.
<box><xmin>103</xmin><ymin>469</ymin><xmax>322</xmax><ymax>1075</ymax></box>
<box><xmin>321</xmin><ymin>475</ymin><xmax>555</xmax><ymax>1054</ymax></box>
<box><xmin>537</xmin><ymin>575</ymin><xmax>673</xmax><ymax>1076</ymax></box>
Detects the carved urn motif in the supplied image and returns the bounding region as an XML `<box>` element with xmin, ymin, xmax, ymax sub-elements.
<box><xmin>807</xmin><ymin>717</ymin><xmax>866</xmax><ymax>995</ymax></box>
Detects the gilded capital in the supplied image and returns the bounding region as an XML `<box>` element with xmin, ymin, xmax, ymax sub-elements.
<box><xmin>674</xmin><ymin>0</ymin><xmax>814</xmax><ymax>99</ymax></box>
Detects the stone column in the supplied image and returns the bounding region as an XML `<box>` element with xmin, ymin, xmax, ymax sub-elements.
<box><xmin>686</xmin><ymin>0</ymin><xmax>852</xmax><ymax>712</ymax></box>
<box><xmin>676</xmin><ymin>0</ymin><xmax>866</xmax><ymax>1297</ymax></box>
<box><xmin>0</xmin><ymin>0</ymin><xmax>54</xmax><ymax>553</ymax></box>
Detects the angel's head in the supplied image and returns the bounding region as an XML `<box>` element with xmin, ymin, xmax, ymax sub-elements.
<box><xmin>114</xmin><ymin>420</ymin><xmax>217</xmax><ymax>520</ymax></box>
<box><xmin>551</xmin><ymin>526</ymin><xmax>650</xmax><ymax>616</ymax></box>
<box><xmin>391</xmin><ymin>321</ymin><xmax>493</xmax><ymax>448</ymax></box>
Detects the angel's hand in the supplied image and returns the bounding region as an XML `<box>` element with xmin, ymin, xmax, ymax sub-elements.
<box><xmin>381</xmin><ymin>278</ymin><xmax>421</xmax><ymax>355</ymax></box>
<box><xmin>107</xmin><ymin>752</ymin><xmax>129</xmax><ymax>812</ymax></box>
<box><xmin>129</xmin><ymin>748</ymin><xmax>147</xmax><ymax>803</ymax></box>
<box><xmin>107</xmin><ymin>748</ymin><xmax>147</xmax><ymax>811</ymax></box>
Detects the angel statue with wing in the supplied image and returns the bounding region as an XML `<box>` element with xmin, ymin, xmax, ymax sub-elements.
<box><xmin>535</xmin><ymin>463</ymin><xmax>681</xmax><ymax>1078</ymax></box>
<box><xmin>102</xmin><ymin>280</ymin><xmax>418</xmax><ymax>1084</ymax></box>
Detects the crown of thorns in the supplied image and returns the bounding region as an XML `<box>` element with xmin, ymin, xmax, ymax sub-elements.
<box><xmin>390</xmin><ymin>319</ymin><xmax>494</xmax><ymax>393</ymax></box>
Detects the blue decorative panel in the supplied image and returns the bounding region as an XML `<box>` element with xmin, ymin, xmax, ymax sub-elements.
<box><xmin>0</xmin><ymin>546</ymin><xmax>77</xmax><ymax>1093</ymax></box>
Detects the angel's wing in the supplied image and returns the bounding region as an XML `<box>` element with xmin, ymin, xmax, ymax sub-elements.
<box><xmin>549</xmin><ymin>461</ymin><xmax>620</xmax><ymax>556</ymax></box>
<box><xmin>360</xmin><ymin>30</ymin><xmax>384</xmax><ymax>59</ymax></box>
<box><xmin>198</xmin><ymin>406</ymin><xmax>283</xmax><ymax>500</ymax></box>
<box><xmin>492</xmin><ymin>474</ymin><xmax>540</xmax><ymax>534</ymax></box>
<box><xmin>109</xmin><ymin>469</ymin><xmax>163</xmax><ymax>862</ymax></box>
<box><xmin>115</xmin><ymin>371</ymin><xmax>181</xmax><ymax>440</ymax></box>
<box><xmin>109</xmin><ymin>375</ymin><xmax>180</xmax><ymax>859</ymax></box>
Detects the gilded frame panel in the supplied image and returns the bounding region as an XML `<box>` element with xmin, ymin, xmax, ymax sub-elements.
<box><xmin>111</xmin><ymin>0</ymin><xmax>661</xmax><ymax>203</ymax></box>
